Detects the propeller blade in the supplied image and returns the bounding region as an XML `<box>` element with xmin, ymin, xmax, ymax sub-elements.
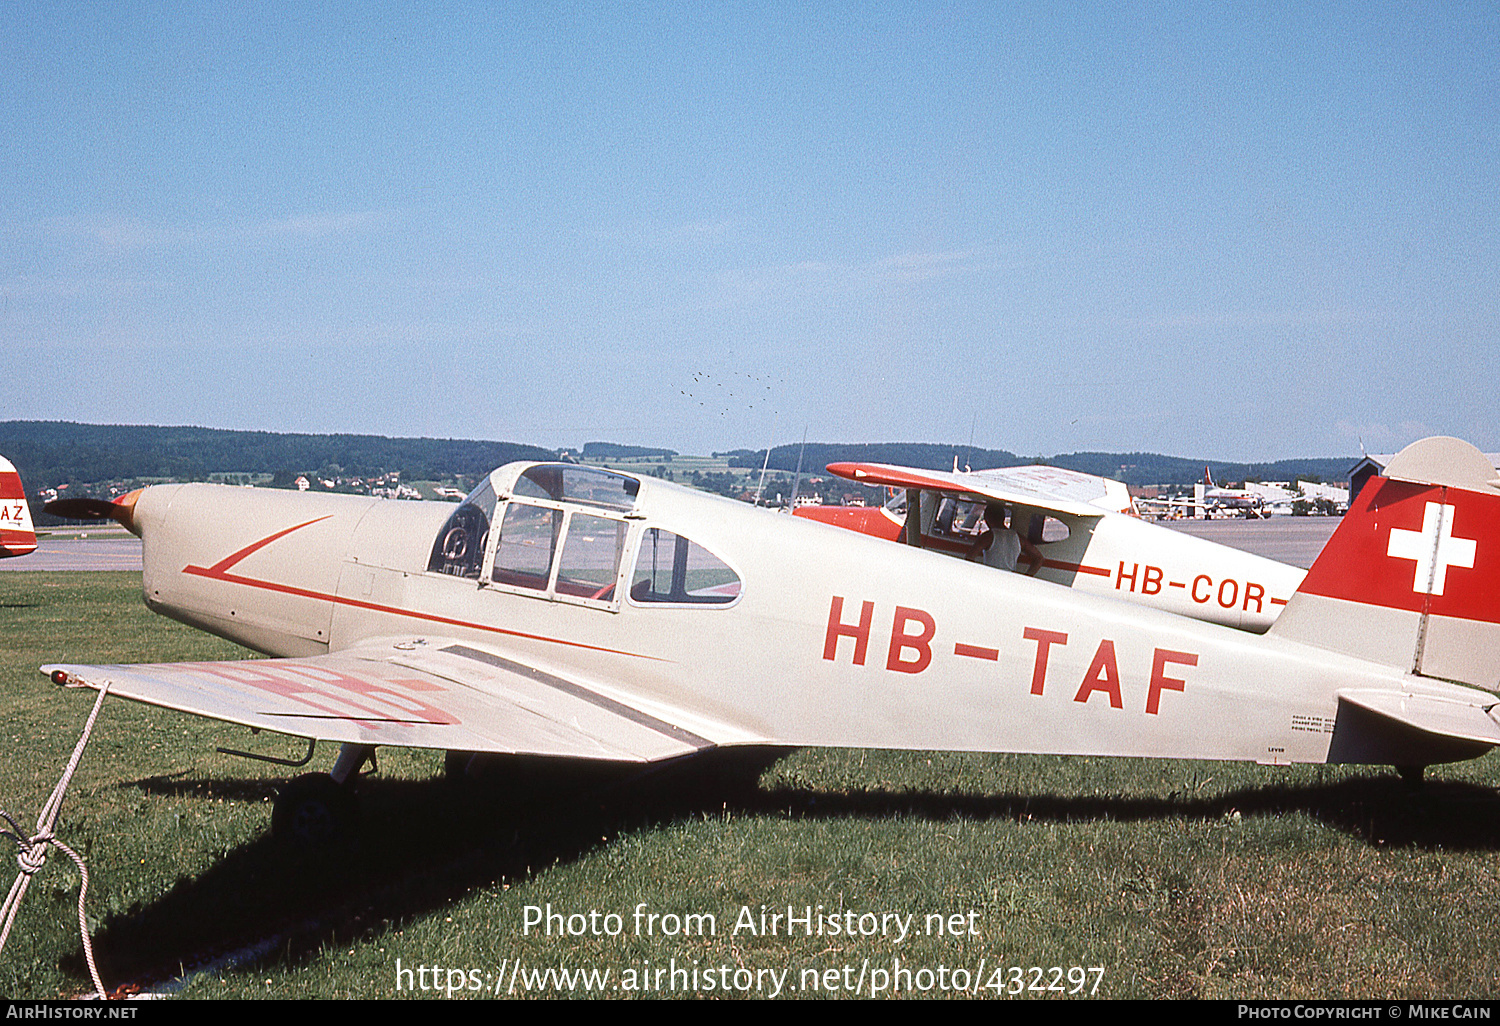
<box><xmin>44</xmin><ymin>498</ymin><xmax>121</xmax><ymax>520</ymax></box>
<box><xmin>43</xmin><ymin>490</ymin><xmax>143</xmax><ymax>534</ymax></box>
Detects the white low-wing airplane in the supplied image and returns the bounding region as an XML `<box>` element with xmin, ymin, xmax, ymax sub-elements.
<box><xmin>1134</xmin><ymin>467</ymin><xmax>1271</xmax><ymax>519</ymax></box>
<box><xmin>0</xmin><ymin>456</ymin><xmax>37</xmax><ymax>558</ymax></box>
<box><xmin>796</xmin><ymin>460</ymin><xmax>1305</xmax><ymax>633</ymax></box>
<box><xmin>42</xmin><ymin>437</ymin><xmax>1500</xmax><ymax>842</ymax></box>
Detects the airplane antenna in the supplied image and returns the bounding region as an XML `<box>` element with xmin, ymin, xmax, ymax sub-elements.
<box><xmin>787</xmin><ymin>428</ymin><xmax>808</xmax><ymax>510</ymax></box>
<box><xmin>965</xmin><ymin>412</ymin><xmax>977</xmax><ymax>473</ymax></box>
<box><xmin>753</xmin><ymin>414</ymin><xmax>777</xmax><ymax>506</ymax></box>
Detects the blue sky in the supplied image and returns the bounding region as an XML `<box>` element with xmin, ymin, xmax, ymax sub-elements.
<box><xmin>3</xmin><ymin>3</ymin><xmax>1496</xmax><ymax>460</ymax></box>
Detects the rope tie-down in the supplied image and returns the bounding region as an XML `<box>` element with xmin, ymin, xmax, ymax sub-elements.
<box><xmin>0</xmin><ymin>680</ymin><xmax>111</xmax><ymax>999</ymax></box>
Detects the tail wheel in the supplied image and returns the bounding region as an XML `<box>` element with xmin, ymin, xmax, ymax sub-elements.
<box><xmin>273</xmin><ymin>772</ymin><xmax>358</xmax><ymax>846</ymax></box>
<box><xmin>445</xmin><ymin>749</ymin><xmax>479</xmax><ymax>782</ymax></box>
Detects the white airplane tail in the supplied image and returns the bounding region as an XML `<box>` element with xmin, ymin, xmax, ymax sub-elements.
<box><xmin>0</xmin><ymin>456</ymin><xmax>37</xmax><ymax>558</ymax></box>
<box><xmin>1270</xmin><ymin>437</ymin><xmax>1500</xmax><ymax>690</ymax></box>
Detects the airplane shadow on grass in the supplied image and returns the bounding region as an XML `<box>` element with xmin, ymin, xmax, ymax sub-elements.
<box><xmin>73</xmin><ymin>750</ymin><xmax>1500</xmax><ymax>992</ymax></box>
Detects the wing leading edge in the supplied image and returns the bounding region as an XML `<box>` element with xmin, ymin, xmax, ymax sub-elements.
<box><xmin>825</xmin><ymin>462</ymin><xmax>1126</xmax><ymax>518</ymax></box>
<box><xmin>45</xmin><ymin>639</ymin><xmax>748</xmax><ymax>763</ymax></box>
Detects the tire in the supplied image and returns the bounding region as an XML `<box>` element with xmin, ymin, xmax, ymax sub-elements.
<box><xmin>272</xmin><ymin>772</ymin><xmax>358</xmax><ymax>846</ymax></box>
<box><xmin>444</xmin><ymin>750</ymin><xmax>477</xmax><ymax>782</ymax></box>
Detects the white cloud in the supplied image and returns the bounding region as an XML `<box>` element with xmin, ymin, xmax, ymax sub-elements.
<box><xmin>24</xmin><ymin>210</ymin><xmax>396</xmax><ymax>256</ymax></box>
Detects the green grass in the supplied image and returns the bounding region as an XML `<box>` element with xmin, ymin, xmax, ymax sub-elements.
<box><xmin>1</xmin><ymin>572</ymin><xmax>1498</xmax><ymax>999</ymax></box>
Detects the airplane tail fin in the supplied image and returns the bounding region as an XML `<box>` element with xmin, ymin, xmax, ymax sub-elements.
<box><xmin>1204</xmin><ymin>466</ymin><xmax>1215</xmax><ymax>488</ymax></box>
<box><xmin>0</xmin><ymin>456</ymin><xmax>37</xmax><ymax>558</ymax></box>
<box><xmin>1270</xmin><ymin>437</ymin><xmax>1500</xmax><ymax>690</ymax></box>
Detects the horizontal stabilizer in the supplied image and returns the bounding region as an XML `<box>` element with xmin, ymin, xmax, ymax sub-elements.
<box><xmin>1327</xmin><ymin>688</ymin><xmax>1500</xmax><ymax>765</ymax></box>
<box><xmin>1338</xmin><ymin>689</ymin><xmax>1500</xmax><ymax>747</ymax></box>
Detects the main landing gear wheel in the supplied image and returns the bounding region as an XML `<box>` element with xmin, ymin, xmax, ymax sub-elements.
<box><xmin>273</xmin><ymin>772</ymin><xmax>359</xmax><ymax>846</ymax></box>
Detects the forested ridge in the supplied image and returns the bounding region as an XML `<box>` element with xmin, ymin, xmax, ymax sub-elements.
<box><xmin>1</xmin><ymin>421</ymin><xmax>1355</xmax><ymax>497</ymax></box>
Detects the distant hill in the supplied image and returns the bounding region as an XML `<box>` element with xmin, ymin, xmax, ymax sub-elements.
<box><xmin>728</xmin><ymin>442</ymin><xmax>1021</xmax><ymax>473</ymax></box>
<box><xmin>582</xmin><ymin>442</ymin><xmax>679</xmax><ymax>459</ymax></box>
<box><xmin>0</xmin><ymin>422</ymin><xmax>1358</xmax><ymax>506</ymax></box>
<box><xmin>0</xmin><ymin>421</ymin><xmax>556</xmax><ymax>492</ymax></box>
<box><xmin>737</xmin><ymin>443</ymin><xmax>1356</xmax><ymax>487</ymax></box>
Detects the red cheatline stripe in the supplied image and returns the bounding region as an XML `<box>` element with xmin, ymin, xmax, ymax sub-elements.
<box><xmin>201</xmin><ymin>516</ymin><xmax>334</xmax><ymax>573</ymax></box>
<box><xmin>182</xmin><ymin>517</ymin><xmax>668</xmax><ymax>662</ymax></box>
<box><xmin>1041</xmin><ymin>558</ymin><xmax>1111</xmax><ymax>577</ymax></box>
<box><xmin>184</xmin><ymin>564</ymin><xmax>669</xmax><ymax>661</ymax></box>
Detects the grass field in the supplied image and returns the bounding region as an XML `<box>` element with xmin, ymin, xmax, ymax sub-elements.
<box><xmin>1</xmin><ymin>572</ymin><xmax>1498</xmax><ymax>999</ymax></box>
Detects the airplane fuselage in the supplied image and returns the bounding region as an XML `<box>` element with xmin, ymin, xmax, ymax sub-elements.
<box><xmin>125</xmin><ymin>467</ymin><xmax>1496</xmax><ymax>769</ymax></box>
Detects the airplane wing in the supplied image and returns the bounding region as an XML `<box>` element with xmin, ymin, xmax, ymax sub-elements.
<box><xmin>44</xmin><ymin>638</ymin><xmax>748</xmax><ymax>763</ymax></box>
<box><xmin>825</xmin><ymin>462</ymin><xmax>1129</xmax><ymax>518</ymax></box>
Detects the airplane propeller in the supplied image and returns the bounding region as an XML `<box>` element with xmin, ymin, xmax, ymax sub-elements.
<box><xmin>43</xmin><ymin>490</ymin><xmax>142</xmax><ymax>533</ymax></box>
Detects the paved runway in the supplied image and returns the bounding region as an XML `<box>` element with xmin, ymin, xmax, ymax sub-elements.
<box><xmin>1159</xmin><ymin>516</ymin><xmax>1340</xmax><ymax>569</ymax></box>
<box><xmin>0</xmin><ymin>532</ymin><xmax>143</xmax><ymax>571</ymax></box>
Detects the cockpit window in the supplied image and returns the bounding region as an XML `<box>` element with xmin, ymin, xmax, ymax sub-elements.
<box><xmin>629</xmin><ymin>528</ymin><xmax>741</xmax><ymax>605</ymax></box>
<box><xmin>514</xmin><ymin>465</ymin><xmax>639</xmax><ymax>511</ymax></box>
<box><xmin>555</xmin><ymin>513</ymin><xmax>627</xmax><ymax>601</ymax></box>
<box><xmin>932</xmin><ymin>496</ymin><xmax>987</xmax><ymax>542</ymax></box>
<box><xmin>1033</xmin><ymin>514</ymin><xmax>1071</xmax><ymax>543</ymax></box>
<box><xmin>492</xmin><ymin>503</ymin><xmax>562</xmax><ymax>590</ymax></box>
<box><xmin>427</xmin><ymin>479</ymin><xmax>497</xmax><ymax>578</ymax></box>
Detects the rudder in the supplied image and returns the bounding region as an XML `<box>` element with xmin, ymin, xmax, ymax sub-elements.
<box><xmin>1270</xmin><ymin>437</ymin><xmax>1500</xmax><ymax>689</ymax></box>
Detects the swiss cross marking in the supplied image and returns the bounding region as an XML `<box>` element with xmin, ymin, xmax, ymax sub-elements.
<box><xmin>1386</xmin><ymin>501</ymin><xmax>1476</xmax><ymax>596</ymax></box>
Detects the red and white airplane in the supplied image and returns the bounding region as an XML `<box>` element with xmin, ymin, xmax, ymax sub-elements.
<box><xmin>1134</xmin><ymin>467</ymin><xmax>1271</xmax><ymax>519</ymax></box>
<box><xmin>42</xmin><ymin>436</ymin><xmax>1500</xmax><ymax>841</ymax></box>
<box><xmin>0</xmin><ymin>456</ymin><xmax>37</xmax><ymax>558</ymax></box>
<box><xmin>795</xmin><ymin>460</ymin><xmax>1305</xmax><ymax>633</ymax></box>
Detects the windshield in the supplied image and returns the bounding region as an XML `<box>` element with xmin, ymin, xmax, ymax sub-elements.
<box><xmin>513</xmin><ymin>465</ymin><xmax>640</xmax><ymax>511</ymax></box>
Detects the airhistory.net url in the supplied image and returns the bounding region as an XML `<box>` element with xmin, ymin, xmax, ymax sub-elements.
<box><xmin>394</xmin><ymin>957</ymin><xmax>1105</xmax><ymax>998</ymax></box>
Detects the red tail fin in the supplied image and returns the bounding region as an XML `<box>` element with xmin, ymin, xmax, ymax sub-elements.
<box><xmin>1271</xmin><ymin>437</ymin><xmax>1500</xmax><ymax>687</ymax></box>
<box><xmin>0</xmin><ymin>456</ymin><xmax>36</xmax><ymax>558</ymax></box>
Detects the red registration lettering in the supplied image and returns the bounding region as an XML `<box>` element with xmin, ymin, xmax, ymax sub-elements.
<box><xmin>823</xmin><ymin>596</ymin><xmax>874</xmax><ymax>665</ymax></box>
<box><xmin>1073</xmin><ymin>639</ymin><xmax>1123</xmax><ymax>708</ymax></box>
<box><xmin>1142</xmin><ymin>565</ymin><xmax>1162</xmax><ymax>595</ymax></box>
<box><xmin>1147</xmin><ymin>649</ymin><xmax>1198</xmax><ymax>714</ymax></box>
<box><xmin>1022</xmin><ymin>627</ymin><xmax>1068</xmax><ymax>696</ymax></box>
<box><xmin>1217</xmin><ymin>578</ymin><xmax>1239</xmax><ymax>609</ymax></box>
<box><xmin>1191</xmin><ymin>575</ymin><xmax>1212</xmax><ymax>603</ymax></box>
<box><xmin>887</xmin><ymin>606</ymin><xmax>935</xmax><ymax>674</ymax></box>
